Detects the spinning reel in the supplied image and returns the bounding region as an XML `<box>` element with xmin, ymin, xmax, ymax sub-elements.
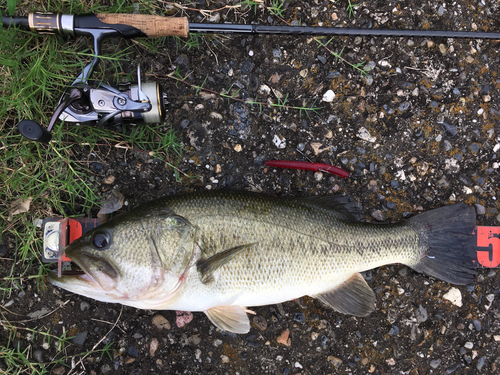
<box><xmin>18</xmin><ymin>58</ymin><xmax>166</xmax><ymax>143</ymax></box>
<box><xmin>8</xmin><ymin>13</ymin><xmax>172</xmax><ymax>143</ymax></box>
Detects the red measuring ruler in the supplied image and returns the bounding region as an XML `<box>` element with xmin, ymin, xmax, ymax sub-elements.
<box><xmin>471</xmin><ymin>226</ymin><xmax>500</xmax><ymax>268</ymax></box>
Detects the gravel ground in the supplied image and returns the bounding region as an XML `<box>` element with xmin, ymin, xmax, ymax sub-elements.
<box><xmin>3</xmin><ymin>1</ymin><xmax>500</xmax><ymax>374</ymax></box>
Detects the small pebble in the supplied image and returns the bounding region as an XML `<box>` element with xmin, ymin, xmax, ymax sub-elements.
<box><xmin>128</xmin><ymin>346</ymin><xmax>138</xmax><ymax>357</ymax></box>
<box><xmin>149</xmin><ymin>338</ymin><xmax>159</xmax><ymax>356</ymax></box>
<box><xmin>322</xmin><ymin>90</ymin><xmax>335</xmax><ymax>102</ymax></box>
<box><xmin>152</xmin><ymin>315</ymin><xmax>171</xmax><ymax>330</ymax></box>
<box><xmin>472</xmin><ymin>319</ymin><xmax>481</xmax><ymax>331</ymax></box>
<box><xmin>475</xmin><ymin>204</ymin><xmax>485</xmax><ymax>215</ymax></box>
<box><xmin>72</xmin><ymin>331</ymin><xmax>88</xmax><ymax>347</ymax></box>
<box><xmin>234</xmin><ymin>144</ymin><xmax>243</xmax><ymax>152</ymax></box>
<box><xmin>176</xmin><ymin>311</ymin><xmax>193</xmax><ymax>328</ymax></box>
<box><xmin>443</xmin><ymin>287</ymin><xmax>462</xmax><ymax>307</ymax></box>
<box><xmin>470</xmin><ymin>143</ymin><xmax>480</xmax><ymax>152</ymax></box>
<box><xmin>389</xmin><ymin>325</ymin><xmax>399</xmax><ymax>335</ymax></box>
<box><xmin>371</xmin><ymin>210</ymin><xmax>385</xmax><ymax>222</ymax></box>
<box><xmin>464</xmin><ymin>342</ymin><xmax>473</xmax><ymax>349</ymax></box>
<box><xmin>430</xmin><ymin>359</ymin><xmax>441</xmax><ymax>369</ymax></box>
<box><xmin>277</xmin><ymin>329</ymin><xmax>291</xmax><ymax>346</ymax></box>
<box><xmin>327</xmin><ymin>356</ymin><xmax>342</xmax><ymax>368</ymax></box>
<box><xmin>103</xmin><ymin>175</ymin><xmax>115</xmax><ymax>185</ymax></box>
<box><xmin>33</xmin><ymin>349</ymin><xmax>43</xmax><ymax>363</ymax></box>
<box><xmin>253</xmin><ymin>315</ymin><xmax>267</xmax><ymax>331</ymax></box>
<box><xmin>416</xmin><ymin>305</ymin><xmax>428</xmax><ymax>322</ymax></box>
<box><xmin>272</xmin><ymin>135</ymin><xmax>286</xmax><ymax>149</ymax></box>
<box><xmin>80</xmin><ymin>301</ymin><xmax>90</xmax><ymax>312</ymax></box>
<box><xmin>440</xmin><ymin>122</ymin><xmax>457</xmax><ymax>137</ymax></box>
<box><xmin>477</xmin><ymin>357</ymin><xmax>487</xmax><ymax>371</ymax></box>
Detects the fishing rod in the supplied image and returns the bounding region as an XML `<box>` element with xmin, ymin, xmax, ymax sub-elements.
<box><xmin>3</xmin><ymin>12</ymin><xmax>500</xmax><ymax>143</ymax></box>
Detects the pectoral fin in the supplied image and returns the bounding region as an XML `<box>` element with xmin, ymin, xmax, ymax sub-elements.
<box><xmin>197</xmin><ymin>243</ymin><xmax>256</xmax><ymax>283</ymax></box>
<box><xmin>313</xmin><ymin>272</ymin><xmax>375</xmax><ymax>317</ymax></box>
<box><xmin>205</xmin><ymin>305</ymin><xmax>251</xmax><ymax>334</ymax></box>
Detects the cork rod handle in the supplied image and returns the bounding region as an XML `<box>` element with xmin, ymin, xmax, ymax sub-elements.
<box><xmin>96</xmin><ymin>14</ymin><xmax>189</xmax><ymax>38</ymax></box>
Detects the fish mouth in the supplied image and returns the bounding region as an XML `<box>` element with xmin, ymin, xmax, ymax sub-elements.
<box><xmin>48</xmin><ymin>253</ymin><xmax>118</xmax><ymax>294</ymax></box>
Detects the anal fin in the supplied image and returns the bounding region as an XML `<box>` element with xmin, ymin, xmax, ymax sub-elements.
<box><xmin>313</xmin><ymin>272</ymin><xmax>375</xmax><ymax>317</ymax></box>
<box><xmin>204</xmin><ymin>305</ymin><xmax>251</xmax><ymax>334</ymax></box>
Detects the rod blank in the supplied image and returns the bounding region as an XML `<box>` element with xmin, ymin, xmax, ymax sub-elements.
<box><xmin>189</xmin><ymin>23</ymin><xmax>500</xmax><ymax>40</ymax></box>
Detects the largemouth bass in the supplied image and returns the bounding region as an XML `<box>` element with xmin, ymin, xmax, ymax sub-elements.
<box><xmin>49</xmin><ymin>190</ymin><xmax>476</xmax><ymax>333</ymax></box>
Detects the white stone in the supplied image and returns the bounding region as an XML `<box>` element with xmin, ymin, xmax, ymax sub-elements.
<box><xmin>273</xmin><ymin>135</ymin><xmax>286</xmax><ymax>149</ymax></box>
<box><xmin>258</xmin><ymin>85</ymin><xmax>271</xmax><ymax>96</ymax></box>
<box><xmin>443</xmin><ymin>287</ymin><xmax>462</xmax><ymax>307</ymax></box>
<box><xmin>357</xmin><ymin>127</ymin><xmax>376</xmax><ymax>142</ymax></box>
<box><xmin>210</xmin><ymin>112</ymin><xmax>223</xmax><ymax>120</ymax></box>
<box><xmin>322</xmin><ymin>90</ymin><xmax>335</xmax><ymax>102</ymax></box>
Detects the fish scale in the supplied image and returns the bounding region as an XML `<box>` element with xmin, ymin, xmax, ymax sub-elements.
<box><xmin>50</xmin><ymin>190</ymin><xmax>477</xmax><ymax>334</ymax></box>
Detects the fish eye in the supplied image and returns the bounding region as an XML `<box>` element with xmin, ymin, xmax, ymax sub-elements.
<box><xmin>91</xmin><ymin>231</ymin><xmax>111</xmax><ymax>250</ymax></box>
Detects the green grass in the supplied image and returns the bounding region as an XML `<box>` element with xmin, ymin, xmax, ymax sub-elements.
<box><xmin>0</xmin><ymin>0</ymin><xmax>182</xmax><ymax>372</ymax></box>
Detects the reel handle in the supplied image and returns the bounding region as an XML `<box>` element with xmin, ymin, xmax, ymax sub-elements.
<box><xmin>17</xmin><ymin>87</ymin><xmax>83</xmax><ymax>143</ymax></box>
<box><xmin>18</xmin><ymin>120</ymin><xmax>52</xmax><ymax>143</ymax></box>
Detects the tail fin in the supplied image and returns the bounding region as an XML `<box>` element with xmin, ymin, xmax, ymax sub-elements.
<box><xmin>409</xmin><ymin>203</ymin><xmax>477</xmax><ymax>285</ymax></box>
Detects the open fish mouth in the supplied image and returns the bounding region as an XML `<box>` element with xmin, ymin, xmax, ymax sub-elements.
<box><xmin>49</xmin><ymin>253</ymin><xmax>118</xmax><ymax>292</ymax></box>
<box><xmin>58</xmin><ymin>260</ymin><xmax>85</xmax><ymax>276</ymax></box>
<box><xmin>60</xmin><ymin>269</ymin><xmax>85</xmax><ymax>276</ymax></box>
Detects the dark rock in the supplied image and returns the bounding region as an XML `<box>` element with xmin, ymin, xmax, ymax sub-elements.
<box><xmin>317</xmin><ymin>55</ymin><xmax>327</xmax><ymax>64</ymax></box>
<box><xmin>293</xmin><ymin>312</ymin><xmax>305</xmax><ymax>322</ymax></box>
<box><xmin>248</xmin><ymin>75</ymin><xmax>259</xmax><ymax>92</ymax></box>
<box><xmin>430</xmin><ymin>359</ymin><xmax>441</xmax><ymax>369</ymax></box>
<box><xmin>72</xmin><ymin>331</ymin><xmax>88</xmax><ymax>347</ymax></box>
<box><xmin>399</xmin><ymin>102</ymin><xmax>410</xmax><ymax>111</ymax></box>
<box><xmin>389</xmin><ymin>325</ymin><xmax>399</xmax><ymax>335</ymax></box>
<box><xmin>174</xmin><ymin>54</ymin><xmax>189</xmax><ymax>69</ymax></box>
<box><xmin>477</xmin><ymin>356</ymin><xmax>487</xmax><ymax>370</ymax></box>
<box><xmin>128</xmin><ymin>346</ymin><xmax>138</xmax><ymax>357</ymax></box>
<box><xmin>445</xmin><ymin>363</ymin><xmax>461</xmax><ymax>374</ymax></box>
<box><xmin>33</xmin><ymin>349</ymin><xmax>43</xmax><ymax>363</ymax></box>
<box><xmin>80</xmin><ymin>301</ymin><xmax>90</xmax><ymax>312</ymax></box>
<box><xmin>440</xmin><ymin>122</ymin><xmax>457</xmax><ymax>137</ymax></box>
<box><xmin>180</xmin><ymin>119</ymin><xmax>190</xmax><ymax>129</ymax></box>
<box><xmin>241</xmin><ymin>60</ymin><xmax>254</xmax><ymax>74</ymax></box>
<box><xmin>91</xmin><ymin>162</ymin><xmax>103</xmax><ymax>172</ymax></box>
<box><xmin>416</xmin><ymin>305</ymin><xmax>428</xmax><ymax>322</ymax></box>
<box><xmin>472</xmin><ymin>319</ymin><xmax>481</xmax><ymax>331</ymax></box>
<box><xmin>470</xmin><ymin>143</ymin><xmax>480</xmax><ymax>152</ymax></box>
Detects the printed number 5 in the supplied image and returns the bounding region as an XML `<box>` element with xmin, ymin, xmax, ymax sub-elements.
<box><xmin>476</xmin><ymin>227</ymin><xmax>500</xmax><ymax>268</ymax></box>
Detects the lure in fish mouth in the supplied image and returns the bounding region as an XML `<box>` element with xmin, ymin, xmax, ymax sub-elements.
<box><xmin>49</xmin><ymin>190</ymin><xmax>477</xmax><ymax>334</ymax></box>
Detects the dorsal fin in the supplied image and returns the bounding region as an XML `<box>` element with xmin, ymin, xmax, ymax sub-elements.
<box><xmin>197</xmin><ymin>243</ymin><xmax>257</xmax><ymax>283</ymax></box>
<box><xmin>294</xmin><ymin>195</ymin><xmax>366</xmax><ymax>222</ymax></box>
